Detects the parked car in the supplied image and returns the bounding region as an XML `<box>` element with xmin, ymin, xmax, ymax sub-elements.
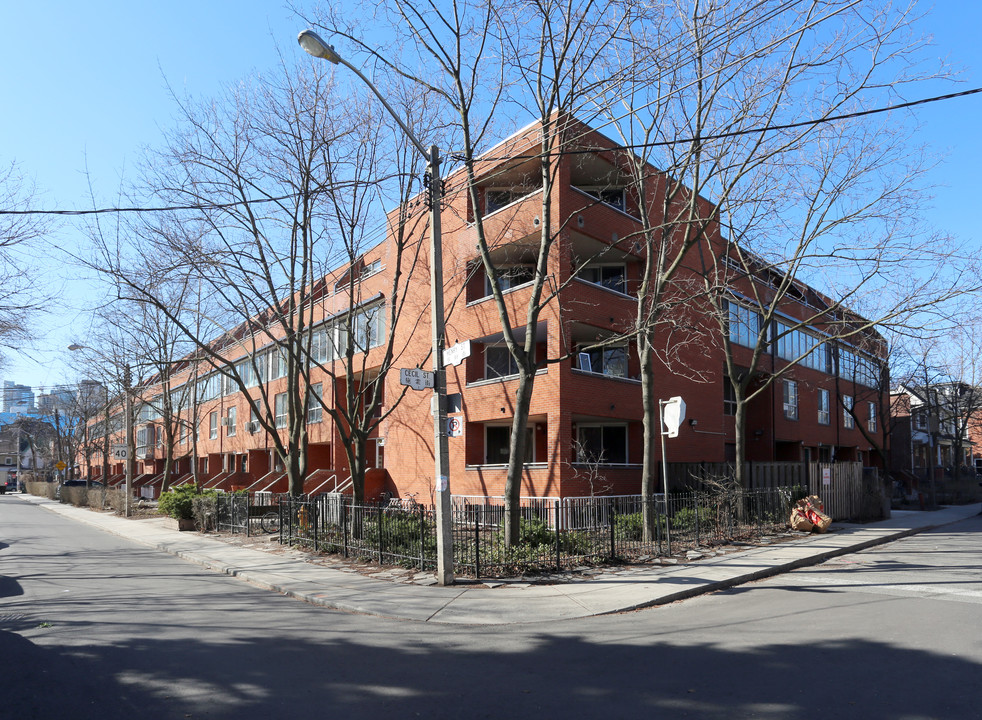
<box><xmin>1</xmin><ymin>473</ymin><xmax>17</xmax><ymax>494</ymax></box>
<box><xmin>55</xmin><ymin>479</ymin><xmax>104</xmax><ymax>499</ymax></box>
<box><xmin>61</xmin><ymin>480</ymin><xmax>104</xmax><ymax>488</ymax></box>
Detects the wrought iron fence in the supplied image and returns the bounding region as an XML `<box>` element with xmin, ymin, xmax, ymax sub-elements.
<box><xmin>263</xmin><ymin>487</ymin><xmax>802</xmax><ymax>577</ymax></box>
<box><xmin>215</xmin><ymin>494</ymin><xmax>249</xmax><ymax>534</ymax></box>
<box><xmin>276</xmin><ymin>494</ymin><xmax>437</xmax><ymax>569</ymax></box>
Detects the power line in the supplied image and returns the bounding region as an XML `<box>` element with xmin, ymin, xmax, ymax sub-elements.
<box><xmin>3</xmin><ymin>86</ymin><xmax>978</xmax><ymax>219</ymax></box>
<box><xmin>448</xmin><ymin>86</ymin><xmax>982</xmax><ymax>163</ymax></box>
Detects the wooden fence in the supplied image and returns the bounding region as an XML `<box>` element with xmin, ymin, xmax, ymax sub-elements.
<box><xmin>666</xmin><ymin>462</ymin><xmax>807</xmax><ymax>491</ymax></box>
<box><xmin>667</xmin><ymin>461</ymin><xmax>885</xmax><ymax>522</ymax></box>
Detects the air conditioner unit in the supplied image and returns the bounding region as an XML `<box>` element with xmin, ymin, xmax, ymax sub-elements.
<box><xmin>246</xmin><ymin>421</ymin><xmax>260</xmax><ymax>433</ymax></box>
<box><xmin>220</xmin><ymin>417</ymin><xmax>230</xmax><ymax>426</ymax></box>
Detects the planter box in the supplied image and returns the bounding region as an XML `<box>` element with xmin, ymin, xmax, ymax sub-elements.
<box><xmin>162</xmin><ymin>517</ymin><xmax>197</xmax><ymax>531</ymax></box>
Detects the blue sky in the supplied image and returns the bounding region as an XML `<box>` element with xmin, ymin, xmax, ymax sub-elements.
<box><xmin>1</xmin><ymin>1</ymin><xmax>980</xmax><ymax>393</ymax></box>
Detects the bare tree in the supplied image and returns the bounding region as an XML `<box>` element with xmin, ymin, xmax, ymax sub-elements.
<box><xmin>312</xmin><ymin>0</ymin><xmax>639</xmax><ymax>545</ymax></box>
<box><xmin>617</xmin><ymin>0</ymin><xmax>975</xmax><ymax>487</ymax></box>
<box><xmin>0</xmin><ymin>160</ymin><xmax>50</xmax><ymax>367</ymax></box>
<box><xmin>78</xmin><ymin>56</ymin><xmax>427</xmax><ymax>501</ymax></box>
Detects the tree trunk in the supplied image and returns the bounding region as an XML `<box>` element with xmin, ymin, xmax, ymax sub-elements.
<box><xmin>640</xmin><ymin>343</ymin><xmax>659</xmax><ymax>542</ymax></box>
<box><xmin>503</xmin><ymin>367</ymin><xmax>536</xmax><ymax>547</ymax></box>
<box><xmin>733</xmin><ymin>398</ymin><xmax>748</xmax><ymax>489</ymax></box>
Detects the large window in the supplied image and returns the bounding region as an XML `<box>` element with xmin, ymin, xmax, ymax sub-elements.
<box><xmin>485</xmin><ymin>188</ymin><xmax>534</xmax><ymax>214</ymax></box>
<box><xmin>308</xmin><ymin>383</ymin><xmax>323</xmax><ymax>424</ymax></box>
<box><xmin>577</xmin><ymin>424</ymin><xmax>628</xmax><ymax>465</ymax></box>
<box><xmin>577</xmin><ymin>345</ymin><xmax>628</xmax><ymax>378</ymax></box>
<box><xmin>310</xmin><ymin>328</ymin><xmax>334</xmax><ymax>363</ymax></box>
<box><xmin>775</xmin><ymin>322</ymin><xmax>830</xmax><ymax>372</ymax></box>
<box><xmin>782</xmin><ymin>380</ymin><xmax>798</xmax><ymax>421</ymax></box>
<box><xmin>352</xmin><ymin>304</ymin><xmax>385</xmax><ymax>352</ymax></box>
<box><xmin>818</xmin><ymin>389</ymin><xmax>830</xmax><ymax>425</ymax></box>
<box><xmin>723</xmin><ymin>377</ymin><xmax>736</xmax><ymax>416</ymax></box>
<box><xmin>581</xmin><ymin>264</ymin><xmax>627</xmax><ymax>294</ymax></box>
<box><xmin>268</xmin><ymin>346</ymin><xmax>290</xmax><ymax>381</ymax></box>
<box><xmin>236</xmin><ymin>357</ymin><xmax>259</xmax><ymax>388</ymax></box>
<box><xmin>580</xmin><ymin>187</ymin><xmax>626</xmax><ymax>212</ymax></box>
<box><xmin>843</xmin><ymin>395</ymin><xmax>854</xmax><ymax>429</ymax></box>
<box><xmin>485</xmin><ymin>426</ymin><xmax>533</xmax><ymax>464</ymax></box>
<box><xmin>485</xmin><ymin>265</ymin><xmax>535</xmax><ymax>297</ymax></box>
<box><xmin>226</xmin><ymin>406</ymin><xmax>237</xmax><ymax>437</ymax></box>
<box><xmin>728</xmin><ymin>302</ymin><xmax>759</xmax><ymax>348</ymax></box>
<box><xmin>198</xmin><ymin>373</ymin><xmax>221</xmax><ymax>402</ymax></box>
<box><xmin>274</xmin><ymin>393</ymin><xmax>288</xmax><ymax>429</ymax></box>
<box><xmin>839</xmin><ymin>348</ymin><xmax>880</xmax><ymax>388</ymax></box>
<box><xmin>249</xmin><ymin>406</ymin><xmax>261</xmax><ymax>434</ymax></box>
<box><xmin>485</xmin><ymin>345</ymin><xmax>519</xmax><ymax>379</ymax></box>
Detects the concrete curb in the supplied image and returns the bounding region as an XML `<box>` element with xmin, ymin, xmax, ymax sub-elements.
<box><xmin>16</xmin><ymin>493</ymin><xmax>981</xmax><ymax>624</ymax></box>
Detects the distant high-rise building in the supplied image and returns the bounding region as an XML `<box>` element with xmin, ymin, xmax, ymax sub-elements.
<box><xmin>2</xmin><ymin>381</ymin><xmax>34</xmax><ymax>414</ymax></box>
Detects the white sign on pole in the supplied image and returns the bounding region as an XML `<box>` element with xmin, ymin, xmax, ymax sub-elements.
<box><xmin>444</xmin><ymin>340</ymin><xmax>472</xmax><ymax>367</ymax></box>
<box><xmin>447</xmin><ymin>416</ymin><xmax>463</xmax><ymax>438</ymax></box>
<box><xmin>112</xmin><ymin>445</ymin><xmax>128</xmax><ymax>461</ymax></box>
<box><xmin>662</xmin><ymin>396</ymin><xmax>686</xmax><ymax>438</ymax></box>
<box><xmin>399</xmin><ymin>368</ymin><xmax>435</xmax><ymax>391</ymax></box>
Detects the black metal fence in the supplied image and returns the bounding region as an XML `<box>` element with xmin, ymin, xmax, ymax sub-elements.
<box><xmin>239</xmin><ymin>487</ymin><xmax>801</xmax><ymax>577</ymax></box>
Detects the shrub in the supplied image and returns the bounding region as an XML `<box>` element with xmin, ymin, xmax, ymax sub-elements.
<box><xmin>362</xmin><ymin>508</ymin><xmax>436</xmax><ymax>561</ymax></box>
<box><xmin>613</xmin><ymin>511</ymin><xmax>666</xmax><ymax>541</ymax></box>
<box><xmin>672</xmin><ymin>506</ymin><xmax>713</xmax><ymax>535</ymax></box>
<box><xmin>158</xmin><ymin>485</ymin><xmax>216</xmax><ymax>520</ymax></box>
<box><xmin>192</xmin><ymin>495</ymin><xmax>218</xmax><ymax>531</ymax></box>
<box><xmin>614</xmin><ymin>512</ymin><xmax>643</xmax><ymax>541</ymax></box>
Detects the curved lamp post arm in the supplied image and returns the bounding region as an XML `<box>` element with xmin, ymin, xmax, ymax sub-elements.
<box><xmin>298</xmin><ymin>28</ymin><xmax>453</xmax><ymax>586</ymax></box>
<box><xmin>297</xmin><ymin>30</ymin><xmax>430</xmax><ymax>160</ymax></box>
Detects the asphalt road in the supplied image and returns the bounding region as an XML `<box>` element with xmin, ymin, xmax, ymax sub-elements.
<box><xmin>2</xmin><ymin>495</ymin><xmax>980</xmax><ymax>719</ymax></box>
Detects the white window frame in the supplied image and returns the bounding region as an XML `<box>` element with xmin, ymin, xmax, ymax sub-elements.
<box><xmin>209</xmin><ymin>411</ymin><xmax>218</xmax><ymax>439</ymax></box>
<box><xmin>843</xmin><ymin>395</ymin><xmax>854</xmax><ymax>429</ymax></box>
<box><xmin>728</xmin><ymin>302</ymin><xmax>759</xmax><ymax>349</ymax></box>
<box><xmin>817</xmin><ymin>388</ymin><xmax>830</xmax><ymax>425</ymax></box>
<box><xmin>274</xmin><ymin>392</ymin><xmax>288</xmax><ymax>429</ymax></box>
<box><xmin>308</xmin><ymin>383</ymin><xmax>323</xmax><ymax>424</ymax></box>
<box><xmin>580</xmin><ymin>263</ymin><xmax>627</xmax><ymax>294</ymax></box>
<box><xmin>483</xmin><ymin>265</ymin><xmax>536</xmax><ymax>298</ymax></box>
<box><xmin>782</xmin><ymin>380</ymin><xmax>798</xmax><ymax>421</ymax></box>
<box><xmin>484</xmin><ymin>187</ymin><xmax>535</xmax><ymax>215</ymax></box>
<box><xmin>576</xmin><ymin>344</ymin><xmax>628</xmax><ymax>378</ymax></box>
<box><xmin>868</xmin><ymin>401</ymin><xmax>877</xmax><ymax>432</ymax></box>
<box><xmin>226</xmin><ymin>406</ymin><xmax>237</xmax><ymax>437</ymax></box>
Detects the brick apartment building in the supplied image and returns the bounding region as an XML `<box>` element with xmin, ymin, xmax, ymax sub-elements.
<box><xmin>83</xmin><ymin>117</ymin><xmax>888</xmax><ymax>502</ymax></box>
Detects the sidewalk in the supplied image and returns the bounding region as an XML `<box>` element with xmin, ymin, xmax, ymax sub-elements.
<box><xmin>15</xmin><ymin>494</ymin><xmax>981</xmax><ymax>625</ymax></box>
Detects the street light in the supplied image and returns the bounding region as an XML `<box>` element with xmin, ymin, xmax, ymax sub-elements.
<box><xmin>298</xmin><ymin>29</ymin><xmax>454</xmax><ymax>585</ymax></box>
<box><xmin>68</xmin><ymin>345</ymin><xmax>134</xmax><ymax>518</ymax></box>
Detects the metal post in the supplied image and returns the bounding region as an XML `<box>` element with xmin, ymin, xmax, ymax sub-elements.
<box><xmin>429</xmin><ymin>146</ymin><xmax>454</xmax><ymax>586</ymax></box>
<box><xmin>554</xmin><ymin>499</ymin><xmax>561</xmax><ymax>571</ymax></box>
<box><xmin>296</xmin><ymin>32</ymin><xmax>453</xmax><ymax>584</ymax></box>
<box><xmin>124</xmin><ymin>364</ymin><xmax>133</xmax><ymax>518</ymax></box>
<box><xmin>659</xmin><ymin>400</ymin><xmax>671</xmax><ymax>554</ymax></box>
<box><xmin>610</xmin><ymin>502</ymin><xmax>616</xmax><ymax>558</ymax></box>
<box><xmin>474</xmin><ymin>508</ymin><xmax>481</xmax><ymax>579</ymax></box>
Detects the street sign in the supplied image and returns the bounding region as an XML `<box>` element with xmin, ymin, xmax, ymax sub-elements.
<box><xmin>112</xmin><ymin>445</ymin><xmax>128</xmax><ymax>461</ymax></box>
<box><xmin>399</xmin><ymin>368</ymin><xmax>435</xmax><ymax>391</ymax></box>
<box><xmin>56</xmin><ymin>461</ymin><xmax>67</xmax><ymax>471</ymax></box>
<box><xmin>444</xmin><ymin>340</ymin><xmax>472</xmax><ymax>367</ymax></box>
<box><xmin>447</xmin><ymin>416</ymin><xmax>463</xmax><ymax>438</ymax></box>
<box><xmin>662</xmin><ymin>396</ymin><xmax>686</xmax><ymax>438</ymax></box>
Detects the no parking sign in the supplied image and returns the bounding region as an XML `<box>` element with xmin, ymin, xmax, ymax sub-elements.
<box><xmin>447</xmin><ymin>417</ymin><xmax>463</xmax><ymax>438</ymax></box>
